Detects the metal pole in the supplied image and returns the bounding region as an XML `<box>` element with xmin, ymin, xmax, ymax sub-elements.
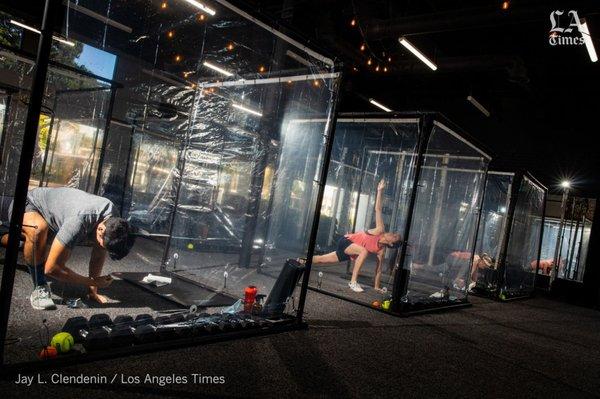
<box><xmin>391</xmin><ymin>113</ymin><xmax>432</xmax><ymax>313</ymax></box>
<box><xmin>495</xmin><ymin>172</ymin><xmax>523</xmax><ymax>297</ymax></box>
<box><xmin>551</xmin><ymin>188</ymin><xmax>569</xmax><ymax>285</ymax></box>
<box><xmin>94</xmin><ymin>87</ymin><xmax>118</xmax><ymax>194</ymax></box>
<box><xmin>0</xmin><ymin>0</ymin><xmax>58</xmax><ymax>365</ymax></box>
<box><xmin>532</xmin><ymin>188</ymin><xmax>547</xmax><ymax>289</ymax></box>
<box><xmin>296</xmin><ymin>74</ymin><xmax>343</xmax><ymax>322</ymax></box>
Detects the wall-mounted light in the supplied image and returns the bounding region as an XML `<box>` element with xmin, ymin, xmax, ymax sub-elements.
<box><xmin>399</xmin><ymin>37</ymin><xmax>437</xmax><ymax>71</ymax></box>
<box><xmin>467</xmin><ymin>95</ymin><xmax>491</xmax><ymax>117</ymax></box>
<box><xmin>181</xmin><ymin>0</ymin><xmax>216</xmax><ymax>16</ymax></box>
<box><xmin>369</xmin><ymin>98</ymin><xmax>392</xmax><ymax>112</ymax></box>
<box><xmin>232</xmin><ymin>103</ymin><xmax>262</xmax><ymax>117</ymax></box>
<box><xmin>10</xmin><ymin>20</ymin><xmax>75</xmax><ymax>47</ymax></box>
<box><xmin>203</xmin><ymin>61</ymin><xmax>233</xmax><ymax>76</ymax></box>
<box><xmin>561</xmin><ymin>180</ymin><xmax>571</xmax><ymax>189</ymax></box>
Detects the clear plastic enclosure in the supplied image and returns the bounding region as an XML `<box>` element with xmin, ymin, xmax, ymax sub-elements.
<box><xmin>472</xmin><ymin>172</ymin><xmax>513</xmax><ymax>293</ymax></box>
<box><xmin>401</xmin><ymin>120</ymin><xmax>489</xmax><ymax>309</ymax></box>
<box><xmin>540</xmin><ymin>216</ymin><xmax>592</xmax><ymax>282</ymax></box>
<box><xmin>501</xmin><ymin>176</ymin><xmax>545</xmax><ymax>297</ymax></box>
<box><xmin>1</xmin><ymin>0</ymin><xmax>339</xmax><ymax>364</ymax></box>
<box><xmin>309</xmin><ymin>116</ymin><xmax>420</xmax><ymax>306</ymax></box>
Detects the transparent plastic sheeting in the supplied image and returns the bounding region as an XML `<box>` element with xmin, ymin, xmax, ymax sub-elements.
<box><xmin>539</xmin><ymin>217</ymin><xmax>592</xmax><ymax>282</ymax></box>
<box><xmin>309</xmin><ymin>118</ymin><xmax>420</xmax><ymax>306</ymax></box>
<box><xmin>0</xmin><ymin>0</ymin><xmax>339</xmax><ymax>363</ymax></box>
<box><xmin>403</xmin><ymin>122</ymin><xmax>489</xmax><ymax>306</ymax></box>
<box><xmin>502</xmin><ymin>176</ymin><xmax>544</xmax><ymax>295</ymax></box>
<box><xmin>471</xmin><ymin>173</ymin><xmax>513</xmax><ymax>293</ymax></box>
<box><xmin>0</xmin><ymin>49</ymin><xmax>111</xmax><ymax>218</ymax></box>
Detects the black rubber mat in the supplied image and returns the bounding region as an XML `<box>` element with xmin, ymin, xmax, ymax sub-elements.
<box><xmin>115</xmin><ymin>271</ymin><xmax>238</xmax><ymax>308</ymax></box>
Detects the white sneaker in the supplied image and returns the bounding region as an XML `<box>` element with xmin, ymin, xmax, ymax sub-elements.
<box><xmin>348</xmin><ymin>281</ymin><xmax>364</xmax><ymax>293</ymax></box>
<box><xmin>429</xmin><ymin>289</ymin><xmax>447</xmax><ymax>299</ymax></box>
<box><xmin>30</xmin><ymin>284</ymin><xmax>56</xmax><ymax>310</ymax></box>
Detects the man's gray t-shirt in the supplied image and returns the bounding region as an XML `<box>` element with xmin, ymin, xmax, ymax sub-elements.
<box><xmin>27</xmin><ymin>187</ymin><xmax>118</xmax><ymax>249</ymax></box>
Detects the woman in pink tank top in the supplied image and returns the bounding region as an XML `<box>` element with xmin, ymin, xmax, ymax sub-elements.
<box><xmin>310</xmin><ymin>180</ymin><xmax>402</xmax><ymax>293</ymax></box>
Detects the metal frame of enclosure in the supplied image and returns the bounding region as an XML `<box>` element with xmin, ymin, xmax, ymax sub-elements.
<box><xmin>308</xmin><ymin>112</ymin><xmax>491</xmax><ymax>315</ymax></box>
<box><xmin>471</xmin><ymin>171</ymin><xmax>547</xmax><ymax>300</ymax></box>
<box><xmin>0</xmin><ymin>0</ymin><xmax>341</xmax><ymax>371</ymax></box>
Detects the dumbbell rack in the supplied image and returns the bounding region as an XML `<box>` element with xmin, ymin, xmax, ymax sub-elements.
<box><xmin>3</xmin><ymin>312</ymin><xmax>305</xmax><ymax>374</ymax></box>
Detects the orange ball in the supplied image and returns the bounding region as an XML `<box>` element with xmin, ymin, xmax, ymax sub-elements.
<box><xmin>39</xmin><ymin>345</ymin><xmax>58</xmax><ymax>360</ymax></box>
<box><xmin>371</xmin><ymin>300</ymin><xmax>381</xmax><ymax>308</ymax></box>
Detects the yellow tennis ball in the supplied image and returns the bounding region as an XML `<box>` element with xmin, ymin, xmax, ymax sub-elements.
<box><xmin>51</xmin><ymin>332</ymin><xmax>74</xmax><ymax>353</ymax></box>
<box><xmin>187</xmin><ymin>243</ymin><xmax>194</xmax><ymax>250</ymax></box>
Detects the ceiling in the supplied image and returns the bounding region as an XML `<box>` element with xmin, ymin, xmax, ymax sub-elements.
<box><xmin>3</xmin><ymin>0</ymin><xmax>600</xmax><ymax>196</ymax></box>
<box><xmin>253</xmin><ymin>0</ymin><xmax>600</xmax><ymax>196</ymax></box>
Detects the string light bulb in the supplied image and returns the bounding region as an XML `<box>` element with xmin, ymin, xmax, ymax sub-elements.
<box><xmin>350</xmin><ymin>19</ymin><xmax>356</xmax><ymax>27</ymax></box>
<box><xmin>360</xmin><ymin>44</ymin><xmax>366</xmax><ymax>51</ymax></box>
<box><xmin>383</xmin><ymin>66</ymin><xmax>388</xmax><ymax>72</ymax></box>
<box><xmin>175</xmin><ymin>54</ymin><xmax>182</xmax><ymax>62</ymax></box>
<box><xmin>227</xmin><ymin>43</ymin><xmax>234</xmax><ymax>51</ymax></box>
<box><xmin>259</xmin><ymin>65</ymin><xmax>266</xmax><ymax>72</ymax></box>
<box><xmin>375</xmin><ymin>65</ymin><xmax>380</xmax><ymax>72</ymax></box>
<box><xmin>161</xmin><ymin>1</ymin><xmax>168</xmax><ymax>9</ymax></box>
<box><xmin>313</xmin><ymin>80</ymin><xmax>320</xmax><ymax>87</ymax></box>
<box><xmin>198</xmin><ymin>14</ymin><xmax>205</xmax><ymax>21</ymax></box>
<box><xmin>388</xmin><ymin>57</ymin><xmax>392</xmax><ymax>62</ymax></box>
<box><xmin>502</xmin><ymin>1</ymin><xmax>510</xmax><ymax>10</ymax></box>
<box><xmin>367</xmin><ymin>58</ymin><xmax>372</xmax><ymax>66</ymax></box>
<box><xmin>167</xmin><ymin>30</ymin><xmax>174</xmax><ymax>38</ymax></box>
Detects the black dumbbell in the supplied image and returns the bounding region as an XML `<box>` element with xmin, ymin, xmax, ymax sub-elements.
<box><xmin>133</xmin><ymin>314</ymin><xmax>154</xmax><ymax>327</ymax></box>
<box><xmin>134</xmin><ymin>324</ymin><xmax>157</xmax><ymax>344</ymax></box>
<box><xmin>89</xmin><ymin>314</ymin><xmax>112</xmax><ymax>329</ymax></box>
<box><xmin>113</xmin><ymin>315</ymin><xmax>134</xmax><ymax>327</ymax></box>
<box><xmin>81</xmin><ymin>327</ymin><xmax>111</xmax><ymax>351</ymax></box>
<box><xmin>109</xmin><ymin>325</ymin><xmax>135</xmax><ymax>347</ymax></box>
<box><xmin>62</xmin><ymin>316</ymin><xmax>89</xmax><ymax>343</ymax></box>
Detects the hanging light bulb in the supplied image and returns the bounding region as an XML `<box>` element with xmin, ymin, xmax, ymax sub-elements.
<box><xmin>502</xmin><ymin>1</ymin><xmax>510</xmax><ymax>10</ymax></box>
<box><xmin>161</xmin><ymin>1</ymin><xmax>168</xmax><ymax>9</ymax></box>
<box><xmin>375</xmin><ymin>65</ymin><xmax>380</xmax><ymax>72</ymax></box>
<box><xmin>259</xmin><ymin>65</ymin><xmax>266</xmax><ymax>72</ymax></box>
<box><xmin>367</xmin><ymin>58</ymin><xmax>372</xmax><ymax>66</ymax></box>
<box><xmin>167</xmin><ymin>30</ymin><xmax>175</xmax><ymax>38</ymax></box>
<box><xmin>175</xmin><ymin>54</ymin><xmax>182</xmax><ymax>62</ymax></box>
<box><xmin>227</xmin><ymin>43</ymin><xmax>234</xmax><ymax>51</ymax></box>
<box><xmin>360</xmin><ymin>44</ymin><xmax>366</xmax><ymax>51</ymax></box>
<box><xmin>383</xmin><ymin>66</ymin><xmax>388</xmax><ymax>72</ymax></box>
<box><xmin>388</xmin><ymin>57</ymin><xmax>392</xmax><ymax>62</ymax></box>
<box><xmin>198</xmin><ymin>14</ymin><xmax>205</xmax><ymax>21</ymax></box>
<box><xmin>350</xmin><ymin>19</ymin><xmax>356</xmax><ymax>27</ymax></box>
<box><xmin>313</xmin><ymin>80</ymin><xmax>320</xmax><ymax>87</ymax></box>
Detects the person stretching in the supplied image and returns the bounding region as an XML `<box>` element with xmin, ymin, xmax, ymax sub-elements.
<box><xmin>311</xmin><ymin>180</ymin><xmax>401</xmax><ymax>293</ymax></box>
<box><xmin>1</xmin><ymin>187</ymin><xmax>135</xmax><ymax>310</ymax></box>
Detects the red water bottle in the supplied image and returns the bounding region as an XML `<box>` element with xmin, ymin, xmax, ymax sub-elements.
<box><xmin>244</xmin><ymin>286</ymin><xmax>258</xmax><ymax>313</ymax></box>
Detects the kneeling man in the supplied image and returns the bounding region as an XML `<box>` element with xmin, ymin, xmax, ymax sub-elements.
<box><xmin>1</xmin><ymin>187</ymin><xmax>135</xmax><ymax>309</ymax></box>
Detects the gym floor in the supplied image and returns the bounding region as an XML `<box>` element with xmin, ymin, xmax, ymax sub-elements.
<box><xmin>2</xmin><ymin>282</ymin><xmax>600</xmax><ymax>397</ymax></box>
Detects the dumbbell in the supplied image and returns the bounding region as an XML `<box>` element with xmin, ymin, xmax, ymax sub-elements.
<box><xmin>62</xmin><ymin>316</ymin><xmax>89</xmax><ymax>343</ymax></box>
<box><xmin>81</xmin><ymin>327</ymin><xmax>111</xmax><ymax>351</ymax></box>
<box><xmin>134</xmin><ymin>324</ymin><xmax>158</xmax><ymax>344</ymax></box>
<box><xmin>89</xmin><ymin>314</ymin><xmax>113</xmax><ymax>329</ymax></box>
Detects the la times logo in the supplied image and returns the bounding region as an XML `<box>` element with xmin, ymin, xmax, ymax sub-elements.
<box><xmin>549</xmin><ymin>10</ymin><xmax>586</xmax><ymax>46</ymax></box>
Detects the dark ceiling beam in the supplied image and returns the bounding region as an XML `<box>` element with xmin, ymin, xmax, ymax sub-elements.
<box><xmin>362</xmin><ymin>5</ymin><xmax>550</xmax><ymax>39</ymax></box>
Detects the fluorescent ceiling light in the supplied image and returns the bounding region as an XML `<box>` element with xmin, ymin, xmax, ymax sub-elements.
<box><xmin>466</xmin><ymin>95</ymin><xmax>491</xmax><ymax>117</ymax></box>
<box><xmin>398</xmin><ymin>37</ymin><xmax>437</xmax><ymax>71</ymax></box>
<box><xmin>203</xmin><ymin>61</ymin><xmax>233</xmax><ymax>77</ymax></box>
<box><xmin>369</xmin><ymin>98</ymin><xmax>392</xmax><ymax>112</ymax></box>
<box><xmin>580</xmin><ymin>20</ymin><xmax>597</xmax><ymax>63</ymax></box>
<box><xmin>232</xmin><ymin>103</ymin><xmax>262</xmax><ymax>117</ymax></box>
<box><xmin>182</xmin><ymin>0</ymin><xmax>216</xmax><ymax>16</ymax></box>
<box><xmin>10</xmin><ymin>20</ymin><xmax>75</xmax><ymax>47</ymax></box>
